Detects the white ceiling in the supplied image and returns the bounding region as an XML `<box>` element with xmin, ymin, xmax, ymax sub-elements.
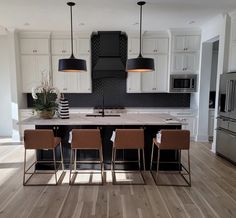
<box><xmin>0</xmin><ymin>0</ymin><xmax>236</xmax><ymax>32</ymax></box>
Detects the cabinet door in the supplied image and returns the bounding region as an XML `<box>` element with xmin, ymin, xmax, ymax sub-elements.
<box><xmin>126</xmin><ymin>54</ymin><xmax>141</xmax><ymax>93</ymax></box>
<box><xmin>156</xmin><ymin>55</ymin><xmax>168</xmax><ymax>92</ymax></box>
<box><xmin>52</xmin><ymin>55</ymin><xmax>66</xmax><ymax>92</ymax></box>
<box><xmin>20</xmin><ymin>39</ymin><xmax>49</xmax><ymax>54</ymax></box>
<box><xmin>21</xmin><ymin>56</ymin><xmax>37</xmax><ymax>93</ymax></box>
<box><xmin>51</xmin><ymin>39</ymin><xmax>74</xmax><ymax>55</ymax></box>
<box><xmin>64</xmin><ymin>71</ymin><xmax>79</xmax><ymax>93</ymax></box>
<box><xmin>172</xmin><ymin>53</ymin><xmax>185</xmax><ymax>72</ymax></box>
<box><xmin>77</xmin><ymin>38</ymin><xmax>90</xmax><ymax>54</ymax></box>
<box><xmin>77</xmin><ymin>55</ymin><xmax>92</xmax><ymax>93</ymax></box>
<box><xmin>156</xmin><ymin>38</ymin><xmax>169</xmax><ymax>54</ymax></box>
<box><xmin>128</xmin><ymin>38</ymin><xmax>140</xmax><ymax>54</ymax></box>
<box><xmin>179</xmin><ymin>116</ymin><xmax>196</xmax><ymax>137</ymax></box>
<box><xmin>185</xmin><ymin>53</ymin><xmax>198</xmax><ymax>72</ymax></box>
<box><xmin>21</xmin><ymin>55</ymin><xmax>50</xmax><ymax>93</ymax></box>
<box><xmin>141</xmin><ymin>55</ymin><xmax>156</xmax><ymax>92</ymax></box>
<box><xmin>142</xmin><ymin>38</ymin><xmax>156</xmax><ymax>54</ymax></box>
<box><xmin>35</xmin><ymin>55</ymin><xmax>50</xmax><ymax>85</ymax></box>
<box><xmin>185</xmin><ymin>35</ymin><xmax>200</xmax><ymax>51</ymax></box>
<box><xmin>127</xmin><ymin>72</ymin><xmax>141</xmax><ymax>93</ymax></box>
<box><xmin>173</xmin><ymin>35</ymin><xmax>186</xmax><ymax>52</ymax></box>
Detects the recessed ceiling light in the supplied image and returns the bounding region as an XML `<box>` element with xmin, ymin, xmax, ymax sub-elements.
<box><xmin>188</xmin><ymin>21</ymin><xmax>195</xmax><ymax>25</ymax></box>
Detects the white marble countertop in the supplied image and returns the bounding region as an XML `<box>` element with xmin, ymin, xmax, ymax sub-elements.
<box><xmin>19</xmin><ymin>113</ymin><xmax>181</xmax><ymax>126</ymax></box>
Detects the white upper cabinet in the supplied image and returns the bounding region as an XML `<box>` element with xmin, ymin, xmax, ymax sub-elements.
<box><xmin>51</xmin><ymin>39</ymin><xmax>75</xmax><ymax>55</ymax></box>
<box><xmin>52</xmin><ymin>55</ymin><xmax>67</xmax><ymax>92</ymax></box>
<box><xmin>141</xmin><ymin>54</ymin><xmax>168</xmax><ymax>92</ymax></box>
<box><xmin>20</xmin><ymin>38</ymin><xmax>50</xmax><ymax>55</ymax></box>
<box><xmin>156</xmin><ymin>55</ymin><xmax>168</xmax><ymax>92</ymax></box>
<box><xmin>185</xmin><ymin>35</ymin><xmax>201</xmax><ymax>51</ymax></box>
<box><xmin>173</xmin><ymin>35</ymin><xmax>200</xmax><ymax>52</ymax></box>
<box><xmin>173</xmin><ymin>36</ymin><xmax>186</xmax><ymax>52</ymax></box>
<box><xmin>172</xmin><ymin>53</ymin><xmax>198</xmax><ymax>73</ymax></box>
<box><xmin>142</xmin><ymin>38</ymin><xmax>156</xmax><ymax>54</ymax></box>
<box><xmin>52</xmin><ymin>55</ymin><xmax>91</xmax><ymax>93</ymax></box>
<box><xmin>127</xmin><ymin>34</ymin><xmax>169</xmax><ymax>93</ymax></box>
<box><xmin>77</xmin><ymin>54</ymin><xmax>92</xmax><ymax>93</ymax></box>
<box><xmin>127</xmin><ymin>72</ymin><xmax>141</xmax><ymax>93</ymax></box>
<box><xmin>170</xmin><ymin>32</ymin><xmax>200</xmax><ymax>75</ymax></box>
<box><xmin>77</xmin><ymin>38</ymin><xmax>90</xmax><ymax>54</ymax></box>
<box><xmin>141</xmin><ymin>58</ymin><xmax>156</xmax><ymax>92</ymax></box>
<box><xmin>21</xmin><ymin>55</ymin><xmax>50</xmax><ymax>93</ymax></box>
<box><xmin>143</xmin><ymin>38</ymin><xmax>168</xmax><ymax>54</ymax></box>
<box><xmin>128</xmin><ymin>38</ymin><xmax>140</xmax><ymax>54</ymax></box>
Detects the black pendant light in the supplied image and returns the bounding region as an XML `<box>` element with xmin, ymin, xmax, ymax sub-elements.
<box><xmin>59</xmin><ymin>2</ymin><xmax>87</xmax><ymax>72</ymax></box>
<box><xmin>126</xmin><ymin>1</ymin><xmax>154</xmax><ymax>72</ymax></box>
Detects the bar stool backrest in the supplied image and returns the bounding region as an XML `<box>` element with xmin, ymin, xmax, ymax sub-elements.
<box><xmin>159</xmin><ymin>130</ymin><xmax>190</xmax><ymax>150</ymax></box>
<box><xmin>114</xmin><ymin>129</ymin><xmax>144</xmax><ymax>149</ymax></box>
<box><xmin>24</xmin><ymin>129</ymin><xmax>55</xmax><ymax>149</ymax></box>
<box><xmin>71</xmin><ymin>129</ymin><xmax>102</xmax><ymax>149</ymax></box>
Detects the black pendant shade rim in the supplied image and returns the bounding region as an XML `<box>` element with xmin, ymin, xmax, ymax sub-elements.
<box><xmin>126</xmin><ymin>57</ymin><xmax>155</xmax><ymax>72</ymax></box>
<box><xmin>58</xmin><ymin>57</ymin><xmax>87</xmax><ymax>72</ymax></box>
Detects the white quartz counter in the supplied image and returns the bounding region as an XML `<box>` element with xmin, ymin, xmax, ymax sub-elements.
<box><xmin>19</xmin><ymin>113</ymin><xmax>181</xmax><ymax>126</ymax></box>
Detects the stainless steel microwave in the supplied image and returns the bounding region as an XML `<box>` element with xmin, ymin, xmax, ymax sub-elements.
<box><xmin>170</xmin><ymin>74</ymin><xmax>197</xmax><ymax>93</ymax></box>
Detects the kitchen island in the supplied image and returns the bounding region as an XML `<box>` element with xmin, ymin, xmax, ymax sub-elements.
<box><xmin>20</xmin><ymin>113</ymin><xmax>182</xmax><ymax>170</ymax></box>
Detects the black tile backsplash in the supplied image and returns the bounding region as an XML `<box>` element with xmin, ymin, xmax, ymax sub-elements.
<box><xmin>27</xmin><ymin>78</ymin><xmax>190</xmax><ymax>108</ymax></box>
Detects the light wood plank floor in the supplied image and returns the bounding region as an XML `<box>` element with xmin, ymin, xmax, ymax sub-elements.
<box><xmin>0</xmin><ymin>140</ymin><xmax>235</xmax><ymax>218</ymax></box>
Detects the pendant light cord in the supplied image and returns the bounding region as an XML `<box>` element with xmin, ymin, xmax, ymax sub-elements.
<box><xmin>70</xmin><ymin>4</ymin><xmax>74</xmax><ymax>58</ymax></box>
<box><xmin>138</xmin><ymin>3</ymin><xmax>143</xmax><ymax>58</ymax></box>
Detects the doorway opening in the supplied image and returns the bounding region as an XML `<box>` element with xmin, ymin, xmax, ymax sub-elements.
<box><xmin>208</xmin><ymin>40</ymin><xmax>219</xmax><ymax>141</ymax></box>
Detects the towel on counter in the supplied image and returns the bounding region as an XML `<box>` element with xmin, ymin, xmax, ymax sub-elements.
<box><xmin>156</xmin><ymin>132</ymin><xmax>161</xmax><ymax>143</ymax></box>
<box><xmin>110</xmin><ymin>131</ymin><xmax>116</xmax><ymax>142</ymax></box>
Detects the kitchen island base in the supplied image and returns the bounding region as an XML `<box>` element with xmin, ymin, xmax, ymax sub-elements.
<box><xmin>35</xmin><ymin>124</ymin><xmax>181</xmax><ymax>171</ymax></box>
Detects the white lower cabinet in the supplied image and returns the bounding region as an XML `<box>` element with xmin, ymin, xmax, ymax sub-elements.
<box><xmin>21</xmin><ymin>55</ymin><xmax>50</xmax><ymax>93</ymax></box>
<box><xmin>170</xmin><ymin>112</ymin><xmax>197</xmax><ymax>138</ymax></box>
<box><xmin>52</xmin><ymin>55</ymin><xmax>91</xmax><ymax>93</ymax></box>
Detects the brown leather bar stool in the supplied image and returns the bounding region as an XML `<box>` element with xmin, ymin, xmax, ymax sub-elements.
<box><xmin>69</xmin><ymin>129</ymin><xmax>104</xmax><ymax>185</ymax></box>
<box><xmin>150</xmin><ymin>130</ymin><xmax>191</xmax><ymax>186</ymax></box>
<box><xmin>112</xmin><ymin>129</ymin><xmax>145</xmax><ymax>185</ymax></box>
<box><xmin>23</xmin><ymin>129</ymin><xmax>64</xmax><ymax>186</ymax></box>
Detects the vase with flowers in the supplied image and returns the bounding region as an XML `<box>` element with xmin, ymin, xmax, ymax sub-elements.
<box><xmin>32</xmin><ymin>72</ymin><xmax>60</xmax><ymax>119</ymax></box>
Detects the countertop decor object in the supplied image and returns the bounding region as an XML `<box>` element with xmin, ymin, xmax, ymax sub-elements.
<box><xmin>58</xmin><ymin>97</ymin><xmax>70</xmax><ymax>119</ymax></box>
<box><xmin>126</xmin><ymin>1</ymin><xmax>154</xmax><ymax>73</ymax></box>
<box><xmin>58</xmin><ymin>2</ymin><xmax>87</xmax><ymax>72</ymax></box>
<box><xmin>32</xmin><ymin>73</ymin><xmax>60</xmax><ymax>119</ymax></box>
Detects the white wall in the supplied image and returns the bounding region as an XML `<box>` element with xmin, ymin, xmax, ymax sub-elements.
<box><xmin>196</xmin><ymin>14</ymin><xmax>231</xmax><ymax>151</ymax></box>
<box><xmin>0</xmin><ymin>35</ymin><xmax>12</xmax><ymax>136</ymax></box>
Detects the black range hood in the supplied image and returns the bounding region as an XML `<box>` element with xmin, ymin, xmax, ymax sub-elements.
<box><xmin>92</xmin><ymin>31</ymin><xmax>127</xmax><ymax>79</ymax></box>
